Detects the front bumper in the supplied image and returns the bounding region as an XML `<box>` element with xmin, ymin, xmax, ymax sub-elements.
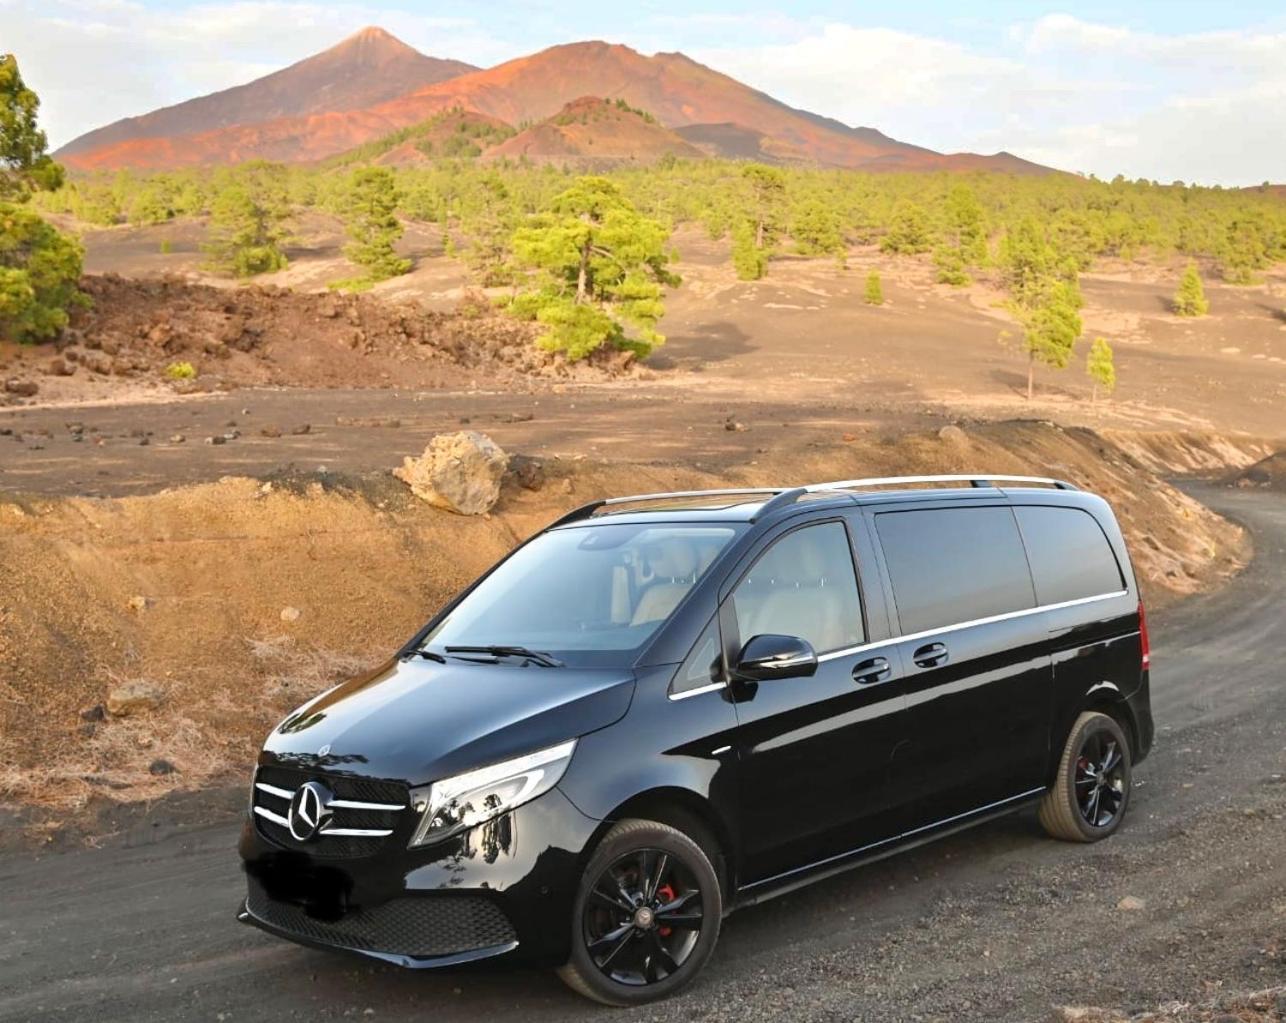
<box><xmin>238</xmin><ymin>785</ymin><xmax>601</xmax><ymax>967</ymax></box>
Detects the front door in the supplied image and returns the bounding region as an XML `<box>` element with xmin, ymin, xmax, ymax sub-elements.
<box><xmin>726</xmin><ymin>518</ymin><xmax>907</xmax><ymax>886</ymax></box>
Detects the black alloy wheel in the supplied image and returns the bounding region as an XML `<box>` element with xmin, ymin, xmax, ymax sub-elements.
<box><xmin>558</xmin><ymin>819</ymin><xmax>722</xmax><ymax>1005</ymax></box>
<box><xmin>1074</xmin><ymin>729</ymin><xmax>1127</xmax><ymax>828</ymax></box>
<box><xmin>1039</xmin><ymin>710</ymin><xmax>1133</xmax><ymax>842</ymax></box>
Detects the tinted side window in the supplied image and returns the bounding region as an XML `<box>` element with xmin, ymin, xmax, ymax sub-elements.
<box><xmin>732</xmin><ymin>522</ymin><xmax>864</xmax><ymax>654</ymax></box>
<box><xmin>672</xmin><ymin>617</ymin><xmax>723</xmax><ymax>695</ymax></box>
<box><xmin>1015</xmin><ymin>506</ymin><xmax>1125</xmax><ymax>604</ymax></box>
<box><xmin>876</xmin><ymin>507</ymin><xmax>1035</xmax><ymax>634</ymax></box>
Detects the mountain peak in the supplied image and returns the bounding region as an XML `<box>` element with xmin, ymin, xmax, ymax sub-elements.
<box><xmin>332</xmin><ymin>25</ymin><xmax>418</xmax><ymax>58</ymax></box>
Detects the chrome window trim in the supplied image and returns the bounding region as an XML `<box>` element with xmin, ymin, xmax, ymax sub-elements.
<box><xmin>668</xmin><ymin>680</ymin><xmax>727</xmax><ymax>701</ymax></box>
<box><xmin>666</xmin><ymin>588</ymin><xmax>1129</xmax><ymax>699</ymax></box>
<box><xmin>819</xmin><ymin>588</ymin><xmax>1130</xmax><ymax>662</ymax></box>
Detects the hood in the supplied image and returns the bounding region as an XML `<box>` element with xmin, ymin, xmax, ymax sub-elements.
<box><xmin>261</xmin><ymin>655</ymin><xmax>636</xmax><ymax>786</ymax></box>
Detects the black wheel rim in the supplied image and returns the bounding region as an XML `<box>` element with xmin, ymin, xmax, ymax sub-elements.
<box><xmin>582</xmin><ymin>846</ymin><xmax>704</xmax><ymax>987</ymax></box>
<box><xmin>1074</xmin><ymin>729</ymin><xmax>1126</xmax><ymax>828</ymax></box>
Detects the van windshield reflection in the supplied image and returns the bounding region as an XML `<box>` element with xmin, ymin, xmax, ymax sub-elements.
<box><xmin>422</xmin><ymin>523</ymin><xmax>739</xmax><ymax>666</ymax></box>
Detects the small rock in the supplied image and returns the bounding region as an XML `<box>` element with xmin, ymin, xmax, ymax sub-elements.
<box><xmin>148</xmin><ymin>758</ymin><xmax>177</xmax><ymax>776</ymax></box>
<box><xmin>394</xmin><ymin>431</ymin><xmax>509</xmax><ymax>515</ymax></box>
<box><xmin>1116</xmin><ymin>895</ymin><xmax>1146</xmax><ymax>912</ymax></box>
<box><xmin>841</xmin><ymin>432</ymin><xmax>857</xmax><ymax>443</ymax></box>
<box><xmin>80</xmin><ymin>704</ymin><xmax>106</xmax><ymax>722</ymax></box>
<box><xmin>509</xmin><ymin>455</ymin><xmax>545</xmax><ymax>491</ymax></box>
<box><xmin>106</xmin><ymin>680</ymin><xmax>164</xmax><ymax>717</ymax></box>
<box><xmin>138</xmin><ymin>436</ymin><xmax>150</xmax><ymax>446</ymax></box>
<box><xmin>290</xmin><ymin>423</ymin><xmax>311</xmax><ymax>435</ymax></box>
<box><xmin>260</xmin><ymin>425</ymin><xmax>282</xmax><ymax>438</ymax></box>
<box><xmin>3</xmin><ymin>378</ymin><xmax>39</xmax><ymax>397</ymax></box>
<box><xmin>169</xmin><ymin>434</ymin><xmax>185</xmax><ymax>444</ymax></box>
<box><xmin>206</xmin><ymin>435</ymin><xmax>226</xmax><ymax>446</ymax></box>
<box><xmin>223</xmin><ymin>430</ymin><xmax>239</xmax><ymax>441</ymax></box>
<box><xmin>280</xmin><ymin>606</ymin><xmax>302</xmax><ymax>623</ymax></box>
<box><xmin>938</xmin><ymin>424</ymin><xmax>968</xmax><ymax>445</ymax></box>
<box><xmin>47</xmin><ymin>357</ymin><xmax>76</xmax><ymax>377</ymax></box>
<box><xmin>127</xmin><ymin>595</ymin><xmax>149</xmax><ymax>613</ymax></box>
<box><xmin>724</xmin><ymin>419</ymin><xmax>748</xmax><ymax>432</ymax></box>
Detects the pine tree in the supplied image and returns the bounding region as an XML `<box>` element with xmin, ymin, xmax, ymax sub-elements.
<box><xmin>864</xmin><ymin>271</ymin><xmax>884</xmax><ymax>306</ymax></box>
<box><xmin>1173</xmin><ymin>262</ymin><xmax>1209</xmax><ymax>316</ymax></box>
<box><xmin>0</xmin><ymin>54</ymin><xmax>63</xmax><ymax>200</ymax></box>
<box><xmin>203</xmin><ymin>162</ymin><xmax>291</xmax><ymax>277</ymax></box>
<box><xmin>0</xmin><ymin>53</ymin><xmax>82</xmax><ymax>343</ymax></box>
<box><xmin>340</xmin><ymin>166</ymin><xmax>411</xmax><ymax>281</ymax></box>
<box><xmin>731</xmin><ymin>221</ymin><xmax>767</xmax><ymax>281</ymax></box>
<box><xmin>1016</xmin><ymin>278</ymin><xmax>1083</xmax><ymax>400</ymax></box>
<box><xmin>509</xmin><ymin>176</ymin><xmax>679</xmax><ymax>360</ymax></box>
<box><xmin>792</xmin><ymin>199</ymin><xmax>843</xmax><ymax>258</ymax></box>
<box><xmin>880</xmin><ymin>200</ymin><xmax>931</xmax><ymax>255</ymax></box>
<box><xmin>1087</xmin><ymin>336</ymin><xmax>1116</xmax><ymax>404</ymax></box>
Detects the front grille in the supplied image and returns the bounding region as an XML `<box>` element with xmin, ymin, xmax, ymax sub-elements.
<box><xmin>246</xmin><ymin>878</ymin><xmax>517</xmax><ymax>957</ymax></box>
<box><xmin>252</xmin><ymin>766</ymin><xmax>410</xmax><ymax>859</ymax></box>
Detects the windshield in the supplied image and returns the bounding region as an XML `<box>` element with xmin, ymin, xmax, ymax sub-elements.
<box><xmin>423</xmin><ymin>522</ymin><xmax>740</xmax><ymax>666</ymax></box>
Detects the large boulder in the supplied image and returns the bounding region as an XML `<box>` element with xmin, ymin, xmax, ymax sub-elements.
<box><xmin>394</xmin><ymin>431</ymin><xmax>509</xmax><ymax>515</ymax></box>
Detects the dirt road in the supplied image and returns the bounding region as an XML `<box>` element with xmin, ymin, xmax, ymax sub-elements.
<box><xmin>1</xmin><ymin>484</ymin><xmax>1283</xmax><ymax>1023</ymax></box>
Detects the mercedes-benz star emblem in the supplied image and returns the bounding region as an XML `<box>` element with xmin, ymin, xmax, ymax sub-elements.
<box><xmin>288</xmin><ymin>780</ymin><xmax>333</xmax><ymax>842</ymax></box>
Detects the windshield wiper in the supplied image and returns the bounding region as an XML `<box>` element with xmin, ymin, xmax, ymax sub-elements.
<box><xmin>407</xmin><ymin>648</ymin><xmax>446</xmax><ymax>663</ymax></box>
<box><xmin>445</xmin><ymin>645</ymin><xmax>564</xmax><ymax>667</ymax></box>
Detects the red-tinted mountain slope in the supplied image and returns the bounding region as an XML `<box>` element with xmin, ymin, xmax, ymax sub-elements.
<box><xmin>56</xmin><ymin>27</ymin><xmax>475</xmax><ymax>161</ymax></box>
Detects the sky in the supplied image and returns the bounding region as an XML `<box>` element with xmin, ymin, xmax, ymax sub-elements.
<box><xmin>4</xmin><ymin>0</ymin><xmax>1284</xmax><ymax>185</ymax></box>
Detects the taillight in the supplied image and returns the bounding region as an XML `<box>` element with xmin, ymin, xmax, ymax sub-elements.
<box><xmin>1138</xmin><ymin>600</ymin><xmax>1151</xmax><ymax>670</ymax></box>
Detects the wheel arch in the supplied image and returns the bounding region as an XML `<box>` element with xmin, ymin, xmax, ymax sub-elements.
<box><xmin>584</xmin><ymin>786</ymin><xmax>737</xmax><ymax>901</ymax></box>
<box><xmin>1050</xmin><ymin>682</ymin><xmax>1141</xmax><ymax>783</ymax></box>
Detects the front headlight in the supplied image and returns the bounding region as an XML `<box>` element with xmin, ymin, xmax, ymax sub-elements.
<box><xmin>408</xmin><ymin>739</ymin><xmax>577</xmax><ymax>848</ymax></box>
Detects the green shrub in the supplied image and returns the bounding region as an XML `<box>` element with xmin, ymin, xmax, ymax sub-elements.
<box><xmin>164</xmin><ymin>361</ymin><xmax>196</xmax><ymax>380</ymax></box>
<box><xmin>864</xmin><ymin>271</ymin><xmax>884</xmax><ymax>306</ymax></box>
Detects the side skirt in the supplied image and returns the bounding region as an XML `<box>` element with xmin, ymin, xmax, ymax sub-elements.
<box><xmin>732</xmin><ymin>788</ymin><xmax>1046</xmax><ymax>910</ymax></box>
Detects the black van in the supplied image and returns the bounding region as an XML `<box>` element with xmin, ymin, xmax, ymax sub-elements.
<box><xmin>239</xmin><ymin>475</ymin><xmax>1154</xmax><ymax>1005</ymax></box>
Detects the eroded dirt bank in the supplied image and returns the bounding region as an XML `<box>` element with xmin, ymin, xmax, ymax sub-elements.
<box><xmin>0</xmin><ymin>274</ymin><xmax>633</xmax><ymax>407</ymax></box>
<box><xmin>0</xmin><ymin>421</ymin><xmax>1263</xmax><ymax>832</ymax></box>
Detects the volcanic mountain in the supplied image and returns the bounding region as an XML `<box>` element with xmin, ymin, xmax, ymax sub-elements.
<box><xmin>58</xmin><ymin>32</ymin><xmax>1055</xmax><ymax>174</ymax></box>
<box><xmin>481</xmin><ymin>97</ymin><xmax>705</xmax><ymax>164</ymax></box>
<box><xmin>56</xmin><ymin>27</ymin><xmax>476</xmax><ymax>164</ymax></box>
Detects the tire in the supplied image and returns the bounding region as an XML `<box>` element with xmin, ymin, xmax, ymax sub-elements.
<box><xmin>1039</xmin><ymin>710</ymin><xmax>1133</xmax><ymax>842</ymax></box>
<box><xmin>557</xmin><ymin>818</ymin><xmax>722</xmax><ymax>1006</ymax></box>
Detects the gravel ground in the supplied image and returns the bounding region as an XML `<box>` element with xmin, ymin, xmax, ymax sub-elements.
<box><xmin>0</xmin><ymin>484</ymin><xmax>1282</xmax><ymax>1023</ymax></box>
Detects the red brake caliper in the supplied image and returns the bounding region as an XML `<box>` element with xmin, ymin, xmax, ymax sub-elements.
<box><xmin>656</xmin><ymin>884</ymin><xmax>676</xmax><ymax>937</ymax></box>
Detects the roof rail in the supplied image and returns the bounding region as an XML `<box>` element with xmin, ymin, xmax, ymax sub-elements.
<box><xmin>802</xmin><ymin>474</ymin><xmax>1077</xmax><ymax>493</ymax></box>
<box><xmin>545</xmin><ymin>476</ymin><xmax>1076</xmax><ymax>529</ymax></box>
<box><xmin>548</xmin><ymin>487</ymin><xmax>788</xmax><ymax>527</ymax></box>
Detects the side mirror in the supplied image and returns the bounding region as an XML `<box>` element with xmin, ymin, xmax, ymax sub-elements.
<box><xmin>733</xmin><ymin>634</ymin><xmax>818</xmax><ymax>682</ymax></box>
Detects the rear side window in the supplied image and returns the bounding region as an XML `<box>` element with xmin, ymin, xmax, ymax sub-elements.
<box><xmin>1014</xmin><ymin>506</ymin><xmax>1125</xmax><ymax>604</ymax></box>
<box><xmin>875</xmin><ymin>507</ymin><xmax>1036</xmax><ymax>634</ymax></box>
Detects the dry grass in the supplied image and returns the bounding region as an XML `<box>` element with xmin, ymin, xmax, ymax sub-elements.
<box><xmin>1057</xmin><ymin>985</ymin><xmax>1286</xmax><ymax>1022</ymax></box>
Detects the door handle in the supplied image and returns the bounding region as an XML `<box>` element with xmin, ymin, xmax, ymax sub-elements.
<box><xmin>913</xmin><ymin>642</ymin><xmax>949</xmax><ymax>668</ymax></box>
<box><xmin>852</xmin><ymin>656</ymin><xmax>891</xmax><ymax>685</ymax></box>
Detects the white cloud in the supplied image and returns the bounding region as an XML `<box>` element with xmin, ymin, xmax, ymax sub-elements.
<box><xmin>696</xmin><ymin>17</ymin><xmax>1286</xmax><ymax>184</ymax></box>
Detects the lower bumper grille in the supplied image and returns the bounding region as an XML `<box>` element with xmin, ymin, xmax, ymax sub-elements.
<box><xmin>246</xmin><ymin>878</ymin><xmax>517</xmax><ymax>958</ymax></box>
